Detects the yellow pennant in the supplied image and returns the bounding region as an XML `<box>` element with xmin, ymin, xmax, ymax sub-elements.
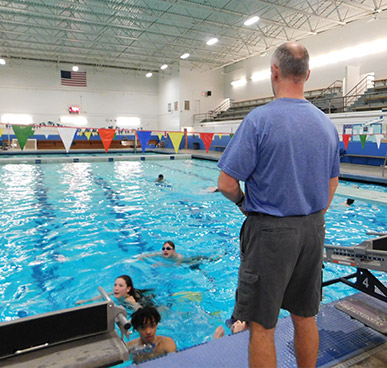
<box><xmin>168</xmin><ymin>132</ymin><xmax>184</xmax><ymax>153</ymax></box>
<box><xmin>218</xmin><ymin>134</ymin><xmax>222</xmax><ymax>139</ymax></box>
<box><xmin>0</xmin><ymin>128</ymin><xmax>3</xmax><ymax>137</ymax></box>
<box><xmin>85</xmin><ymin>131</ymin><xmax>92</xmax><ymax>140</ymax></box>
<box><xmin>157</xmin><ymin>133</ymin><xmax>163</xmax><ymax>141</ymax></box>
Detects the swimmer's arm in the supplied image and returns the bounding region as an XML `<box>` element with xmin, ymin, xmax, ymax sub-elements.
<box><xmin>162</xmin><ymin>337</ymin><xmax>177</xmax><ymax>353</ymax></box>
<box><xmin>136</xmin><ymin>252</ymin><xmax>162</xmax><ymax>260</ymax></box>
<box><xmin>125</xmin><ymin>298</ymin><xmax>142</xmax><ymax>311</ymax></box>
<box><xmin>175</xmin><ymin>253</ymin><xmax>184</xmax><ymax>265</ymax></box>
<box><xmin>323</xmin><ymin>176</ymin><xmax>339</xmax><ymax>214</ymax></box>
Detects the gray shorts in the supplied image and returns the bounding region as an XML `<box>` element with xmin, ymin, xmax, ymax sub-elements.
<box><xmin>233</xmin><ymin>211</ymin><xmax>325</xmax><ymax>329</ymax></box>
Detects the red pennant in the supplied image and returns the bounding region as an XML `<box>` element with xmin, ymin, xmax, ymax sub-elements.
<box><xmin>98</xmin><ymin>128</ymin><xmax>116</xmax><ymax>153</ymax></box>
<box><xmin>342</xmin><ymin>134</ymin><xmax>350</xmax><ymax>150</ymax></box>
<box><xmin>199</xmin><ymin>133</ymin><xmax>214</xmax><ymax>153</ymax></box>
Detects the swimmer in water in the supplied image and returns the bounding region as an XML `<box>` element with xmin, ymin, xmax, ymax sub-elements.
<box><xmin>127</xmin><ymin>306</ymin><xmax>176</xmax><ymax>364</ymax></box>
<box><xmin>76</xmin><ymin>275</ymin><xmax>144</xmax><ymax>310</ymax></box>
<box><xmin>137</xmin><ymin>241</ymin><xmax>183</xmax><ymax>262</ymax></box>
<box><xmin>137</xmin><ymin>240</ymin><xmax>223</xmax><ymax>268</ymax></box>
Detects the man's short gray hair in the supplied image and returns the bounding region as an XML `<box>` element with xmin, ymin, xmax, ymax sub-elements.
<box><xmin>271</xmin><ymin>42</ymin><xmax>309</xmax><ymax>80</ymax></box>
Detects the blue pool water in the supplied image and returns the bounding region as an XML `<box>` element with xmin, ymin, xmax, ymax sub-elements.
<box><xmin>0</xmin><ymin>159</ymin><xmax>386</xmax><ymax>354</ymax></box>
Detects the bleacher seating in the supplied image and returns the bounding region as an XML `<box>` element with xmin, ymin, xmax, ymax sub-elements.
<box><xmin>350</xmin><ymin>79</ymin><xmax>387</xmax><ymax>112</ymax></box>
<box><xmin>199</xmin><ymin>79</ymin><xmax>387</xmax><ymax>123</ymax></box>
<box><xmin>211</xmin><ymin>82</ymin><xmax>343</xmax><ymax>122</ymax></box>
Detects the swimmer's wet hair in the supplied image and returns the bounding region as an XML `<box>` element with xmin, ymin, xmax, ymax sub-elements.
<box><xmin>346</xmin><ymin>198</ymin><xmax>355</xmax><ymax>205</ymax></box>
<box><xmin>164</xmin><ymin>240</ymin><xmax>175</xmax><ymax>249</ymax></box>
<box><xmin>131</xmin><ymin>306</ymin><xmax>161</xmax><ymax>330</ymax></box>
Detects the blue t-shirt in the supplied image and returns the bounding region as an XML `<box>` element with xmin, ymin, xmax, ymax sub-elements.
<box><xmin>218</xmin><ymin>98</ymin><xmax>340</xmax><ymax>217</ymax></box>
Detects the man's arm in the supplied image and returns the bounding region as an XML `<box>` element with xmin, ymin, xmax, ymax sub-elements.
<box><xmin>217</xmin><ymin>171</ymin><xmax>244</xmax><ymax>204</ymax></box>
<box><xmin>323</xmin><ymin>176</ymin><xmax>339</xmax><ymax>214</ymax></box>
<box><xmin>218</xmin><ymin>171</ymin><xmax>246</xmax><ymax>215</ymax></box>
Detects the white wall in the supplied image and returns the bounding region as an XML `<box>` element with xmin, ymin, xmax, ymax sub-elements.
<box><xmin>0</xmin><ymin>61</ymin><xmax>159</xmax><ymax>130</ymax></box>
<box><xmin>223</xmin><ymin>14</ymin><xmax>387</xmax><ymax>101</ymax></box>
<box><xmin>158</xmin><ymin>65</ymin><xmax>181</xmax><ymax>131</ymax></box>
<box><xmin>179</xmin><ymin>62</ymin><xmax>225</xmax><ymax>128</ymax></box>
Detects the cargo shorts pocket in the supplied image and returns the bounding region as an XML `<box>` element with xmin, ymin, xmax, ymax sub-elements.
<box><xmin>237</xmin><ymin>268</ymin><xmax>259</xmax><ymax>307</ymax></box>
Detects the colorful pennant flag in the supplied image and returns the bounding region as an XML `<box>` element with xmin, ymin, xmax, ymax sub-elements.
<box><xmin>359</xmin><ymin>134</ymin><xmax>367</xmax><ymax>149</ymax></box>
<box><xmin>12</xmin><ymin>125</ymin><xmax>34</xmax><ymax>150</ymax></box>
<box><xmin>0</xmin><ymin>128</ymin><xmax>3</xmax><ymax>137</ymax></box>
<box><xmin>168</xmin><ymin>132</ymin><xmax>184</xmax><ymax>153</ymax></box>
<box><xmin>342</xmin><ymin>134</ymin><xmax>350</xmax><ymax>150</ymax></box>
<box><xmin>375</xmin><ymin>134</ymin><xmax>384</xmax><ymax>149</ymax></box>
<box><xmin>157</xmin><ymin>133</ymin><xmax>163</xmax><ymax>141</ymax></box>
<box><xmin>99</xmin><ymin>129</ymin><xmax>116</xmax><ymax>153</ymax></box>
<box><xmin>58</xmin><ymin>127</ymin><xmax>77</xmax><ymax>153</ymax></box>
<box><xmin>230</xmin><ymin>134</ymin><xmax>234</xmax><ymax>139</ymax></box>
<box><xmin>199</xmin><ymin>133</ymin><xmax>214</xmax><ymax>153</ymax></box>
<box><xmin>218</xmin><ymin>134</ymin><xmax>222</xmax><ymax>139</ymax></box>
<box><xmin>85</xmin><ymin>131</ymin><xmax>92</xmax><ymax>140</ymax></box>
<box><xmin>136</xmin><ymin>130</ymin><xmax>152</xmax><ymax>153</ymax></box>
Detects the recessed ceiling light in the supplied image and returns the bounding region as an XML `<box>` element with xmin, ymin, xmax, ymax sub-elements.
<box><xmin>207</xmin><ymin>37</ymin><xmax>218</xmax><ymax>46</ymax></box>
<box><xmin>72</xmin><ymin>65</ymin><xmax>79</xmax><ymax>72</ymax></box>
<box><xmin>160</xmin><ymin>64</ymin><xmax>168</xmax><ymax>70</ymax></box>
<box><xmin>180</xmin><ymin>53</ymin><xmax>190</xmax><ymax>59</ymax></box>
<box><xmin>0</xmin><ymin>58</ymin><xmax>6</xmax><ymax>65</ymax></box>
<box><xmin>146</xmin><ymin>72</ymin><xmax>153</xmax><ymax>77</ymax></box>
<box><xmin>244</xmin><ymin>16</ymin><xmax>259</xmax><ymax>26</ymax></box>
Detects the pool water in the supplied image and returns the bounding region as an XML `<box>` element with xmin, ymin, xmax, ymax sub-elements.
<box><xmin>0</xmin><ymin>159</ymin><xmax>386</xmax><ymax>354</ymax></box>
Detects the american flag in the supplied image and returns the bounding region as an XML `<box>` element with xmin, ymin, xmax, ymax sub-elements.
<box><xmin>60</xmin><ymin>70</ymin><xmax>87</xmax><ymax>87</ymax></box>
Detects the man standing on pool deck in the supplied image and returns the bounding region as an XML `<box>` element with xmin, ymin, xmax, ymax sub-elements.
<box><xmin>217</xmin><ymin>42</ymin><xmax>340</xmax><ymax>368</ymax></box>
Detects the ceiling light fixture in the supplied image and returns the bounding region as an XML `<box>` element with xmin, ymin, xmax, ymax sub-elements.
<box><xmin>244</xmin><ymin>16</ymin><xmax>259</xmax><ymax>26</ymax></box>
<box><xmin>180</xmin><ymin>53</ymin><xmax>190</xmax><ymax>59</ymax></box>
<box><xmin>72</xmin><ymin>65</ymin><xmax>79</xmax><ymax>72</ymax></box>
<box><xmin>206</xmin><ymin>37</ymin><xmax>219</xmax><ymax>46</ymax></box>
<box><xmin>160</xmin><ymin>64</ymin><xmax>168</xmax><ymax>70</ymax></box>
<box><xmin>231</xmin><ymin>78</ymin><xmax>247</xmax><ymax>87</ymax></box>
<box><xmin>0</xmin><ymin>58</ymin><xmax>6</xmax><ymax>65</ymax></box>
<box><xmin>145</xmin><ymin>72</ymin><xmax>153</xmax><ymax>78</ymax></box>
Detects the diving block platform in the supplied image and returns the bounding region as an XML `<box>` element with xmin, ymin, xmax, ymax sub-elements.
<box><xmin>0</xmin><ymin>288</ymin><xmax>131</xmax><ymax>367</ymax></box>
<box><xmin>136</xmin><ymin>303</ymin><xmax>387</xmax><ymax>368</ymax></box>
<box><xmin>334</xmin><ymin>185</ymin><xmax>387</xmax><ymax>205</ymax></box>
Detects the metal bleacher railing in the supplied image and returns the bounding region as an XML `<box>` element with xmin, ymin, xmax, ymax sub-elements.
<box><xmin>194</xmin><ymin>78</ymin><xmax>387</xmax><ymax>124</ymax></box>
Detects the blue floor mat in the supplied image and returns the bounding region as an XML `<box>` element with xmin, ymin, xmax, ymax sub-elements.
<box><xmin>135</xmin><ymin>302</ymin><xmax>386</xmax><ymax>368</ymax></box>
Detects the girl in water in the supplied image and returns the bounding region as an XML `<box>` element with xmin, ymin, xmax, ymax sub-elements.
<box><xmin>76</xmin><ymin>275</ymin><xmax>149</xmax><ymax>311</ymax></box>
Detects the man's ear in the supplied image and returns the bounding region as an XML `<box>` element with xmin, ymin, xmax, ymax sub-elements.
<box><xmin>305</xmin><ymin>69</ymin><xmax>311</xmax><ymax>82</ymax></box>
<box><xmin>271</xmin><ymin>64</ymin><xmax>279</xmax><ymax>80</ymax></box>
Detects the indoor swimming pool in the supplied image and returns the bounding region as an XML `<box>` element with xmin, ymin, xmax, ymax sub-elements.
<box><xmin>0</xmin><ymin>158</ymin><xmax>386</xmax><ymax>354</ymax></box>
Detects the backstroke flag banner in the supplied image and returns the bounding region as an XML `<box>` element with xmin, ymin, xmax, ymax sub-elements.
<box><xmin>342</xmin><ymin>134</ymin><xmax>350</xmax><ymax>150</ymax></box>
<box><xmin>99</xmin><ymin>129</ymin><xmax>115</xmax><ymax>153</ymax></box>
<box><xmin>360</xmin><ymin>134</ymin><xmax>367</xmax><ymax>149</ymax></box>
<box><xmin>12</xmin><ymin>125</ymin><xmax>34</xmax><ymax>151</ymax></box>
<box><xmin>0</xmin><ymin>128</ymin><xmax>3</xmax><ymax>137</ymax></box>
<box><xmin>168</xmin><ymin>132</ymin><xmax>184</xmax><ymax>153</ymax></box>
<box><xmin>85</xmin><ymin>131</ymin><xmax>92</xmax><ymax>140</ymax></box>
<box><xmin>58</xmin><ymin>127</ymin><xmax>77</xmax><ymax>153</ymax></box>
<box><xmin>375</xmin><ymin>134</ymin><xmax>384</xmax><ymax>149</ymax></box>
<box><xmin>199</xmin><ymin>133</ymin><xmax>214</xmax><ymax>153</ymax></box>
<box><xmin>61</xmin><ymin>71</ymin><xmax>87</xmax><ymax>87</ymax></box>
<box><xmin>136</xmin><ymin>130</ymin><xmax>152</xmax><ymax>153</ymax></box>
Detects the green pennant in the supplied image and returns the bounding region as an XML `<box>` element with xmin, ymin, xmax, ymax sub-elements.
<box><xmin>12</xmin><ymin>125</ymin><xmax>34</xmax><ymax>150</ymax></box>
<box><xmin>359</xmin><ymin>134</ymin><xmax>367</xmax><ymax>149</ymax></box>
<box><xmin>230</xmin><ymin>134</ymin><xmax>234</xmax><ymax>139</ymax></box>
